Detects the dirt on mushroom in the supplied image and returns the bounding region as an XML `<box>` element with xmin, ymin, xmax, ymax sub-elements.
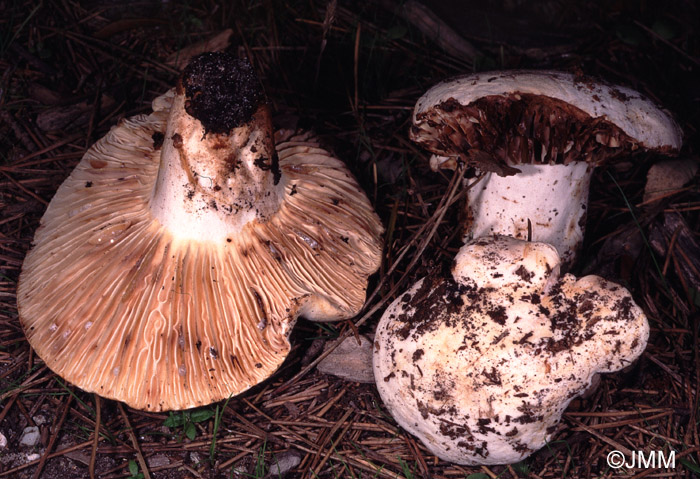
<box><xmin>374</xmin><ymin>236</ymin><xmax>649</xmax><ymax>465</ymax></box>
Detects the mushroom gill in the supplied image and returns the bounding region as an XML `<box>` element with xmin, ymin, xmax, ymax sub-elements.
<box><xmin>18</xmin><ymin>54</ymin><xmax>383</xmax><ymax>411</ymax></box>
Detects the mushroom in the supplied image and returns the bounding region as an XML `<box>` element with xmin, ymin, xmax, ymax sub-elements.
<box><xmin>18</xmin><ymin>53</ymin><xmax>384</xmax><ymax>411</ymax></box>
<box><xmin>373</xmin><ymin>235</ymin><xmax>648</xmax><ymax>465</ymax></box>
<box><xmin>411</xmin><ymin>70</ymin><xmax>682</xmax><ymax>266</ymax></box>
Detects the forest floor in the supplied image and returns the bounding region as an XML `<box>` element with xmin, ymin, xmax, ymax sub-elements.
<box><xmin>0</xmin><ymin>1</ymin><xmax>699</xmax><ymax>478</ymax></box>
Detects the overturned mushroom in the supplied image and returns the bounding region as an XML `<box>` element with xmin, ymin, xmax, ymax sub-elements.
<box><xmin>18</xmin><ymin>53</ymin><xmax>383</xmax><ymax>411</ymax></box>
<box><xmin>373</xmin><ymin>235</ymin><xmax>648</xmax><ymax>465</ymax></box>
<box><xmin>411</xmin><ymin>70</ymin><xmax>682</xmax><ymax>265</ymax></box>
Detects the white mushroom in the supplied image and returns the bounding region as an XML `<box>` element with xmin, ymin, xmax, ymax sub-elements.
<box><xmin>18</xmin><ymin>53</ymin><xmax>384</xmax><ymax>411</ymax></box>
<box><xmin>373</xmin><ymin>236</ymin><xmax>648</xmax><ymax>465</ymax></box>
<box><xmin>411</xmin><ymin>70</ymin><xmax>682</xmax><ymax>266</ymax></box>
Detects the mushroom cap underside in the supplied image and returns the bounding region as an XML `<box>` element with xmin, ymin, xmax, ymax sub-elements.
<box><xmin>373</xmin><ymin>237</ymin><xmax>649</xmax><ymax>465</ymax></box>
<box><xmin>18</xmin><ymin>95</ymin><xmax>383</xmax><ymax>411</ymax></box>
<box><xmin>411</xmin><ymin>70</ymin><xmax>682</xmax><ymax>175</ymax></box>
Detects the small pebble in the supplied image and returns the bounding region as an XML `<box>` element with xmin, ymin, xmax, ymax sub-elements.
<box><xmin>20</xmin><ymin>426</ymin><xmax>40</xmax><ymax>447</ymax></box>
<box><xmin>32</xmin><ymin>415</ymin><xmax>48</xmax><ymax>426</ymax></box>
<box><xmin>189</xmin><ymin>452</ymin><xmax>201</xmax><ymax>465</ymax></box>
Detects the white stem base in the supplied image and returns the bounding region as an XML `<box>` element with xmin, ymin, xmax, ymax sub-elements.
<box><xmin>465</xmin><ymin>162</ymin><xmax>592</xmax><ymax>266</ymax></box>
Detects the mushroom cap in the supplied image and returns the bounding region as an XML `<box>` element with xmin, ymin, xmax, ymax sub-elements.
<box><xmin>18</xmin><ymin>89</ymin><xmax>383</xmax><ymax>411</ymax></box>
<box><xmin>411</xmin><ymin>70</ymin><xmax>682</xmax><ymax>173</ymax></box>
<box><xmin>373</xmin><ymin>236</ymin><xmax>648</xmax><ymax>465</ymax></box>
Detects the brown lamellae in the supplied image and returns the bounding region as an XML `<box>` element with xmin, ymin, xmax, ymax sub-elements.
<box><xmin>411</xmin><ymin>93</ymin><xmax>641</xmax><ymax>177</ymax></box>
